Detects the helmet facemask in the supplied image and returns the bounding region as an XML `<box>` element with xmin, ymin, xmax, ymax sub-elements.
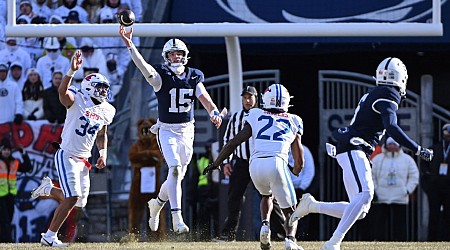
<box><xmin>162</xmin><ymin>38</ymin><xmax>189</xmax><ymax>75</ymax></box>
<box><xmin>375</xmin><ymin>57</ymin><xmax>408</xmax><ymax>97</ymax></box>
<box><xmin>81</xmin><ymin>73</ymin><xmax>111</xmax><ymax>103</ymax></box>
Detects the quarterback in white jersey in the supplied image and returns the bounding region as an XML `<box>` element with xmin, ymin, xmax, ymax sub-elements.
<box><xmin>31</xmin><ymin>51</ymin><xmax>116</xmax><ymax>247</ymax></box>
<box><xmin>205</xmin><ymin>84</ymin><xmax>305</xmax><ymax>250</ymax></box>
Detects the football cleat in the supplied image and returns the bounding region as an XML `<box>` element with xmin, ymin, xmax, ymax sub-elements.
<box><xmin>285</xmin><ymin>238</ymin><xmax>304</xmax><ymax>250</ymax></box>
<box><xmin>148</xmin><ymin>199</ymin><xmax>163</xmax><ymax>231</ymax></box>
<box><xmin>173</xmin><ymin>222</ymin><xmax>189</xmax><ymax>234</ymax></box>
<box><xmin>260</xmin><ymin>224</ymin><xmax>271</xmax><ymax>250</ymax></box>
<box><xmin>289</xmin><ymin>193</ymin><xmax>316</xmax><ymax>227</ymax></box>
<box><xmin>31</xmin><ymin>176</ymin><xmax>53</xmax><ymax>199</ymax></box>
<box><xmin>40</xmin><ymin>233</ymin><xmax>68</xmax><ymax>247</ymax></box>
<box><xmin>320</xmin><ymin>241</ymin><xmax>341</xmax><ymax>250</ymax></box>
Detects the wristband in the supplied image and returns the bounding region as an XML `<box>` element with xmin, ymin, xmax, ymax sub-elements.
<box><xmin>415</xmin><ymin>145</ymin><xmax>422</xmax><ymax>155</ymax></box>
<box><xmin>66</xmin><ymin>68</ymin><xmax>76</xmax><ymax>78</ymax></box>
<box><xmin>99</xmin><ymin>149</ymin><xmax>107</xmax><ymax>159</ymax></box>
<box><xmin>209</xmin><ymin>109</ymin><xmax>220</xmax><ymax>118</ymax></box>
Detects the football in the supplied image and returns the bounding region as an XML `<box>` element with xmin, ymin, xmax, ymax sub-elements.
<box><xmin>117</xmin><ymin>10</ymin><xmax>135</xmax><ymax>27</ymax></box>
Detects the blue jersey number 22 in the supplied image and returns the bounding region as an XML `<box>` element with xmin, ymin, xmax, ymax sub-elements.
<box><xmin>256</xmin><ymin>115</ymin><xmax>290</xmax><ymax>141</ymax></box>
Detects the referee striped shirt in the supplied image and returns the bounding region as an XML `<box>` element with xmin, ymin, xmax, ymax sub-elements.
<box><xmin>223</xmin><ymin>109</ymin><xmax>253</xmax><ymax>162</ymax></box>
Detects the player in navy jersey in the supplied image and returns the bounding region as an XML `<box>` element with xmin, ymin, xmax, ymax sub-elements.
<box><xmin>289</xmin><ymin>57</ymin><xmax>434</xmax><ymax>250</ymax></box>
<box><xmin>119</xmin><ymin>26</ymin><xmax>224</xmax><ymax>234</ymax></box>
<box><xmin>204</xmin><ymin>84</ymin><xmax>305</xmax><ymax>250</ymax></box>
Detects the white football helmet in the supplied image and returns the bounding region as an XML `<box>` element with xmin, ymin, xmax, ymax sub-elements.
<box><xmin>262</xmin><ymin>83</ymin><xmax>292</xmax><ymax>112</ymax></box>
<box><xmin>161</xmin><ymin>38</ymin><xmax>189</xmax><ymax>67</ymax></box>
<box><xmin>81</xmin><ymin>73</ymin><xmax>111</xmax><ymax>102</ymax></box>
<box><xmin>375</xmin><ymin>57</ymin><xmax>408</xmax><ymax>96</ymax></box>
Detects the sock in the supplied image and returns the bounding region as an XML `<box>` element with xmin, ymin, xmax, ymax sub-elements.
<box><xmin>286</xmin><ymin>235</ymin><xmax>296</xmax><ymax>242</ymax></box>
<box><xmin>45</xmin><ymin>229</ymin><xmax>56</xmax><ymax>238</ymax></box>
<box><xmin>171</xmin><ymin>209</ymin><xmax>183</xmax><ymax>225</ymax></box>
<box><xmin>262</xmin><ymin>220</ymin><xmax>270</xmax><ymax>226</ymax></box>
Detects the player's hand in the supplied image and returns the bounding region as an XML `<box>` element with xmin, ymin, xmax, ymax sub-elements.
<box><xmin>203</xmin><ymin>163</ymin><xmax>220</xmax><ymax>175</ymax></box>
<box><xmin>119</xmin><ymin>25</ymin><xmax>133</xmax><ymax>47</ymax></box>
<box><xmin>223</xmin><ymin>163</ymin><xmax>232</xmax><ymax>177</ymax></box>
<box><xmin>210</xmin><ymin>115</ymin><xmax>222</xmax><ymax>128</ymax></box>
<box><xmin>95</xmin><ymin>156</ymin><xmax>106</xmax><ymax>169</ymax></box>
<box><xmin>71</xmin><ymin>50</ymin><xmax>82</xmax><ymax>71</ymax></box>
<box><xmin>418</xmin><ymin>147</ymin><xmax>433</xmax><ymax>162</ymax></box>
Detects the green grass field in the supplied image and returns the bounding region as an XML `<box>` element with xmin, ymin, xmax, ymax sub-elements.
<box><xmin>1</xmin><ymin>241</ymin><xmax>450</xmax><ymax>250</ymax></box>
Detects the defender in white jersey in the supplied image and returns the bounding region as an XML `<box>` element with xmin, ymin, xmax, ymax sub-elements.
<box><xmin>205</xmin><ymin>84</ymin><xmax>305</xmax><ymax>250</ymax></box>
<box><xmin>31</xmin><ymin>51</ymin><xmax>116</xmax><ymax>247</ymax></box>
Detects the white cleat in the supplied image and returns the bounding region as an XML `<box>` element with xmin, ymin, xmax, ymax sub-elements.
<box><xmin>31</xmin><ymin>177</ymin><xmax>53</xmax><ymax>200</ymax></box>
<box><xmin>40</xmin><ymin>233</ymin><xmax>68</xmax><ymax>247</ymax></box>
<box><xmin>289</xmin><ymin>193</ymin><xmax>316</xmax><ymax>227</ymax></box>
<box><xmin>173</xmin><ymin>222</ymin><xmax>189</xmax><ymax>234</ymax></box>
<box><xmin>285</xmin><ymin>238</ymin><xmax>304</xmax><ymax>250</ymax></box>
<box><xmin>320</xmin><ymin>241</ymin><xmax>341</xmax><ymax>250</ymax></box>
<box><xmin>148</xmin><ymin>199</ymin><xmax>163</xmax><ymax>231</ymax></box>
<box><xmin>260</xmin><ymin>224</ymin><xmax>271</xmax><ymax>249</ymax></box>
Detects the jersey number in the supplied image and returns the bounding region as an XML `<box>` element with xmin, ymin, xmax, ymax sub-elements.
<box><xmin>169</xmin><ymin>88</ymin><xmax>193</xmax><ymax>113</ymax></box>
<box><xmin>256</xmin><ymin>115</ymin><xmax>290</xmax><ymax>141</ymax></box>
<box><xmin>349</xmin><ymin>93</ymin><xmax>368</xmax><ymax>125</ymax></box>
<box><xmin>75</xmin><ymin>116</ymin><xmax>100</xmax><ymax>137</ymax></box>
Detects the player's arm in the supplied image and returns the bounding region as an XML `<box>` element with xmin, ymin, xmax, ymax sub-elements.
<box><xmin>59</xmin><ymin>50</ymin><xmax>81</xmax><ymax>108</ymax></box>
<box><xmin>203</xmin><ymin>123</ymin><xmax>252</xmax><ymax>175</ymax></box>
<box><xmin>375</xmin><ymin>100</ymin><xmax>419</xmax><ymax>152</ymax></box>
<box><xmin>119</xmin><ymin>26</ymin><xmax>162</xmax><ymax>91</ymax></box>
<box><xmin>290</xmin><ymin>133</ymin><xmax>305</xmax><ymax>176</ymax></box>
<box><xmin>95</xmin><ymin>125</ymin><xmax>108</xmax><ymax>169</ymax></box>
<box><xmin>197</xmin><ymin>82</ymin><xmax>225</xmax><ymax>128</ymax></box>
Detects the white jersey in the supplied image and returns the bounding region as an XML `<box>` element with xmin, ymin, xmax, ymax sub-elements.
<box><xmin>244</xmin><ymin>108</ymin><xmax>303</xmax><ymax>163</ymax></box>
<box><xmin>60</xmin><ymin>87</ymin><xmax>116</xmax><ymax>158</ymax></box>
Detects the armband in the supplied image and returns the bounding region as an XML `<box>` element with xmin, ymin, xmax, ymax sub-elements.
<box><xmin>66</xmin><ymin>68</ymin><xmax>76</xmax><ymax>78</ymax></box>
<box><xmin>99</xmin><ymin>149</ymin><xmax>107</xmax><ymax>159</ymax></box>
<box><xmin>209</xmin><ymin>109</ymin><xmax>220</xmax><ymax>118</ymax></box>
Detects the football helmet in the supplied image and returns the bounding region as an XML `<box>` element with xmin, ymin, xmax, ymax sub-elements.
<box><xmin>375</xmin><ymin>57</ymin><xmax>408</xmax><ymax>96</ymax></box>
<box><xmin>162</xmin><ymin>38</ymin><xmax>189</xmax><ymax>67</ymax></box>
<box><xmin>81</xmin><ymin>73</ymin><xmax>111</xmax><ymax>102</ymax></box>
<box><xmin>262</xmin><ymin>83</ymin><xmax>292</xmax><ymax>112</ymax></box>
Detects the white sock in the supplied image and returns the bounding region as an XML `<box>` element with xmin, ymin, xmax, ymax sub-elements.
<box><xmin>171</xmin><ymin>211</ymin><xmax>183</xmax><ymax>225</ymax></box>
<box><xmin>45</xmin><ymin>229</ymin><xmax>56</xmax><ymax>238</ymax></box>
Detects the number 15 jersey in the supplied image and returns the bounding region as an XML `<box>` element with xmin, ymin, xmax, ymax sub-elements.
<box><xmin>244</xmin><ymin>108</ymin><xmax>303</xmax><ymax>163</ymax></box>
<box><xmin>60</xmin><ymin>87</ymin><xmax>116</xmax><ymax>158</ymax></box>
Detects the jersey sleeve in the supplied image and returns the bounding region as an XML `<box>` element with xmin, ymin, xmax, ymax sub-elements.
<box><xmin>292</xmin><ymin>115</ymin><xmax>304</xmax><ymax>135</ymax></box>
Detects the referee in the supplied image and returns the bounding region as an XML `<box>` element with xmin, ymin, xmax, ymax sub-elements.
<box><xmin>215</xmin><ymin>86</ymin><xmax>285</xmax><ymax>241</ymax></box>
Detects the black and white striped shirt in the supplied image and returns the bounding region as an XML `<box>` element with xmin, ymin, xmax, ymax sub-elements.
<box><xmin>223</xmin><ymin>109</ymin><xmax>253</xmax><ymax>162</ymax></box>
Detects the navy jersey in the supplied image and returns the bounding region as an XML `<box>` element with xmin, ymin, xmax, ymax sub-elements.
<box><xmin>154</xmin><ymin>64</ymin><xmax>204</xmax><ymax>123</ymax></box>
<box><xmin>334</xmin><ymin>85</ymin><xmax>418</xmax><ymax>154</ymax></box>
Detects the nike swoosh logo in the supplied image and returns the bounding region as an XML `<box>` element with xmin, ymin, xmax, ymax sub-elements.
<box><xmin>43</xmin><ymin>237</ymin><xmax>53</xmax><ymax>246</ymax></box>
<box><xmin>191</xmin><ymin>76</ymin><xmax>198</xmax><ymax>79</ymax></box>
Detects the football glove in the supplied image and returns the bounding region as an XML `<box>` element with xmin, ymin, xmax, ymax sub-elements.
<box><xmin>203</xmin><ymin>163</ymin><xmax>220</xmax><ymax>175</ymax></box>
<box><xmin>418</xmin><ymin>147</ymin><xmax>433</xmax><ymax>162</ymax></box>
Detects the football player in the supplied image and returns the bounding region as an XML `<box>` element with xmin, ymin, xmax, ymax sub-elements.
<box><xmin>289</xmin><ymin>57</ymin><xmax>433</xmax><ymax>250</ymax></box>
<box><xmin>31</xmin><ymin>50</ymin><xmax>116</xmax><ymax>247</ymax></box>
<box><xmin>119</xmin><ymin>26</ymin><xmax>224</xmax><ymax>234</ymax></box>
<box><xmin>204</xmin><ymin>83</ymin><xmax>305</xmax><ymax>250</ymax></box>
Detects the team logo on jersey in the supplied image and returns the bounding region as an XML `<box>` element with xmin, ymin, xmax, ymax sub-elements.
<box><xmin>0</xmin><ymin>88</ymin><xmax>8</xmax><ymax>96</ymax></box>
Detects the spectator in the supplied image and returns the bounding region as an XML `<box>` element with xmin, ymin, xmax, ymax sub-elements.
<box><xmin>0</xmin><ymin>64</ymin><xmax>24</xmax><ymax>125</ymax></box>
<box><xmin>16</xmin><ymin>16</ymin><xmax>44</xmax><ymax>67</ymax></box>
<box><xmin>289</xmin><ymin>145</ymin><xmax>315</xmax><ymax>240</ymax></box>
<box><xmin>0</xmin><ymin>37</ymin><xmax>32</xmax><ymax>79</ymax></box>
<box><xmin>421</xmin><ymin>124</ymin><xmax>450</xmax><ymax>241</ymax></box>
<box><xmin>0</xmin><ymin>137</ymin><xmax>32</xmax><ymax>243</ymax></box>
<box><xmin>104</xmin><ymin>53</ymin><xmax>123</xmax><ymax>104</ymax></box>
<box><xmin>32</xmin><ymin>0</ymin><xmax>52</xmax><ymax>23</ymax></box>
<box><xmin>371</xmin><ymin>137</ymin><xmax>419</xmax><ymax>241</ymax></box>
<box><xmin>16</xmin><ymin>0</ymin><xmax>37</xmax><ymax>20</ymax></box>
<box><xmin>48</xmin><ymin>14</ymin><xmax>79</xmax><ymax>55</ymax></box>
<box><xmin>73</xmin><ymin>38</ymin><xmax>107</xmax><ymax>84</ymax></box>
<box><xmin>22</xmin><ymin>68</ymin><xmax>45</xmax><ymax>120</ymax></box>
<box><xmin>54</xmin><ymin>0</ymin><xmax>89</xmax><ymax>23</ymax></box>
<box><xmin>7</xmin><ymin>61</ymin><xmax>27</xmax><ymax>91</ymax></box>
<box><xmin>36</xmin><ymin>37</ymin><xmax>70</xmax><ymax>89</ymax></box>
<box><xmin>98</xmin><ymin>0</ymin><xmax>120</xmax><ymax>20</ymax></box>
<box><xmin>43</xmin><ymin>71</ymin><xmax>66</xmax><ymax>124</ymax></box>
<box><xmin>64</xmin><ymin>10</ymin><xmax>81</xmax><ymax>24</ymax></box>
<box><xmin>81</xmin><ymin>0</ymin><xmax>104</xmax><ymax>23</ymax></box>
